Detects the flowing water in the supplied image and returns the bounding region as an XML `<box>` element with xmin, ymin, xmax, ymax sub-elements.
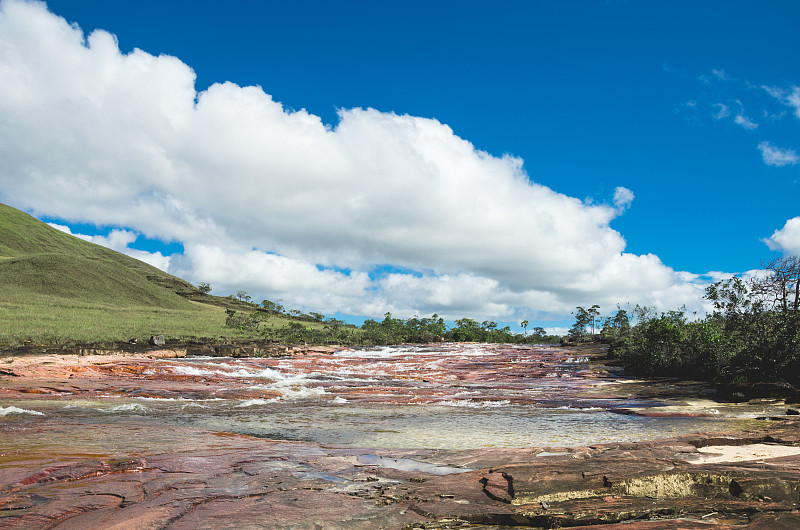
<box><xmin>1</xmin><ymin>344</ymin><xmax>768</xmax><ymax>449</ymax></box>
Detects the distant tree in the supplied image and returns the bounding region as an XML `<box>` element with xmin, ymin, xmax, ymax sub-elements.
<box><xmin>601</xmin><ymin>306</ymin><xmax>631</xmax><ymax>342</ymax></box>
<box><xmin>224</xmin><ymin>309</ymin><xmax>266</xmax><ymax>331</ymax></box>
<box><xmin>750</xmin><ymin>255</ymin><xmax>800</xmax><ymax>314</ymax></box>
<box><xmin>520</xmin><ymin>320</ymin><xmax>529</xmax><ymax>337</ymax></box>
<box><xmin>587</xmin><ymin>305</ymin><xmax>601</xmax><ymax>335</ymax></box>
<box><xmin>569</xmin><ymin>306</ymin><xmax>591</xmax><ymax>341</ymax></box>
<box><xmin>449</xmin><ymin>318</ymin><xmax>481</xmax><ymax>342</ymax></box>
<box><xmin>197</xmin><ymin>282</ymin><xmax>212</xmax><ymax>294</ymax></box>
<box><xmin>235</xmin><ymin>290</ymin><xmax>251</xmax><ymax>303</ymax></box>
<box><xmin>426</xmin><ymin>314</ymin><xmax>447</xmax><ymax>341</ymax></box>
<box><xmin>261</xmin><ymin>299</ymin><xmax>285</xmax><ymax>313</ymax></box>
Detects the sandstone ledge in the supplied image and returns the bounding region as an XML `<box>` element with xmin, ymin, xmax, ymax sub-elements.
<box><xmin>1</xmin><ymin>348</ymin><xmax>799</xmax><ymax>528</ymax></box>
<box><xmin>1</xmin><ymin>418</ymin><xmax>798</xmax><ymax>528</ymax></box>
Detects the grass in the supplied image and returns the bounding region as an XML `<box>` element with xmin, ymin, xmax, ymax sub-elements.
<box><xmin>0</xmin><ymin>202</ymin><xmax>330</xmax><ymax>348</ymax></box>
<box><xmin>0</xmin><ymin>295</ymin><xmax>325</xmax><ymax>348</ymax></box>
<box><xmin>0</xmin><ymin>203</ymin><xmax>199</xmax><ymax>305</ymax></box>
<box><xmin>1</xmin><ymin>253</ymin><xmax>195</xmax><ymax>309</ymax></box>
<box><xmin>0</xmin><ymin>298</ymin><xmax>224</xmax><ymax>346</ymax></box>
<box><xmin>0</xmin><ymin>203</ymin><xmax>185</xmax><ymax>281</ymax></box>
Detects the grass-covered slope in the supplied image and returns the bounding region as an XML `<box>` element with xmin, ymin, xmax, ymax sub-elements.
<box><xmin>0</xmin><ymin>202</ymin><xmax>195</xmax><ymax>309</ymax></box>
<box><xmin>0</xmin><ymin>202</ymin><xmax>241</xmax><ymax>347</ymax></box>
<box><xmin>0</xmin><ymin>203</ymin><xmax>325</xmax><ymax>348</ymax></box>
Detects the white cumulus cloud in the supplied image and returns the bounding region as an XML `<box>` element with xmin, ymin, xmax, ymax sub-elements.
<box><xmin>734</xmin><ymin>114</ymin><xmax>758</xmax><ymax>130</ymax></box>
<box><xmin>758</xmin><ymin>141</ymin><xmax>799</xmax><ymax>167</ymax></box>
<box><xmin>765</xmin><ymin>217</ymin><xmax>800</xmax><ymax>256</ymax></box>
<box><xmin>763</xmin><ymin>84</ymin><xmax>800</xmax><ymax>119</ymax></box>
<box><xmin>0</xmin><ymin>0</ymin><xmax>711</xmax><ymax>321</ymax></box>
<box><xmin>47</xmin><ymin>223</ymin><xmax>172</xmax><ymax>271</ymax></box>
<box><xmin>711</xmin><ymin>103</ymin><xmax>730</xmax><ymax>120</ymax></box>
<box><xmin>612</xmin><ymin>187</ymin><xmax>634</xmax><ymax>213</ymax></box>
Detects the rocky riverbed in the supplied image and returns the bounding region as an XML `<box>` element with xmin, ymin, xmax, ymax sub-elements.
<box><xmin>1</xmin><ymin>344</ymin><xmax>799</xmax><ymax>528</ymax></box>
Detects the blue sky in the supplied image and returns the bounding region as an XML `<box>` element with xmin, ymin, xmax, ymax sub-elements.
<box><xmin>1</xmin><ymin>0</ymin><xmax>799</xmax><ymax>331</ymax></box>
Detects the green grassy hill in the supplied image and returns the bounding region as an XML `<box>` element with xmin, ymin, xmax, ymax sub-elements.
<box><xmin>0</xmin><ymin>202</ymin><xmax>197</xmax><ymax>309</ymax></box>
<box><xmin>0</xmin><ymin>202</ymin><xmax>332</xmax><ymax>349</ymax></box>
<box><xmin>0</xmin><ymin>202</ymin><xmax>265</xmax><ymax>347</ymax></box>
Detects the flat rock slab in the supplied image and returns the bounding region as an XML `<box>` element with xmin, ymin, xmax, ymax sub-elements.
<box><xmin>1</xmin><ymin>418</ymin><xmax>799</xmax><ymax>528</ymax></box>
<box><xmin>2</xmin><ymin>350</ymin><xmax>800</xmax><ymax>528</ymax></box>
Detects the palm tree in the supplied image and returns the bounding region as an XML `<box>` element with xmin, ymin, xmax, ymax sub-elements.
<box><xmin>521</xmin><ymin>320</ymin><xmax>529</xmax><ymax>337</ymax></box>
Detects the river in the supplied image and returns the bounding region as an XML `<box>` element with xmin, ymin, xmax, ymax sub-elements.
<box><xmin>1</xmin><ymin>343</ymin><xmax>769</xmax><ymax>450</ymax></box>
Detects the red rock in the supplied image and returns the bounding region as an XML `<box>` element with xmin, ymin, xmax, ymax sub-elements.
<box><xmin>2</xmin><ymin>347</ymin><xmax>799</xmax><ymax>527</ymax></box>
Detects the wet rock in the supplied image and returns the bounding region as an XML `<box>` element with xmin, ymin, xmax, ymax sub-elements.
<box><xmin>149</xmin><ymin>335</ymin><xmax>165</xmax><ymax>346</ymax></box>
<box><xmin>2</xmin><ymin>349</ymin><xmax>800</xmax><ymax>528</ymax></box>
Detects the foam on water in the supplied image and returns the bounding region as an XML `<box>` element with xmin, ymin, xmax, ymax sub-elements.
<box><xmin>172</xmin><ymin>366</ymin><xmax>213</xmax><ymax>376</ymax></box>
<box><xmin>563</xmin><ymin>356</ymin><xmax>589</xmax><ymax>364</ymax></box>
<box><xmin>439</xmin><ymin>399</ymin><xmax>512</xmax><ymax>408</ymax></box>
<box><xmin>247</xmin><ymin>373</ymin><xmax>327</xmax><ymax>400</ymax></box>
<box><xmin>273</xmin><ymin>382</ymin><xmax>327</xmax><ymax>400</ymax></box>
<box><xmin>0</xmin><ymin>405</ymin><xmax>45</xmax><ymax>417</ymax></box>
<box><xmin>104</xmin><ymin>403</ymin><xmax>152</xmax><ymax>414</ymax></box>
<box><xmin>224</xmin><ymin>367</ymin><xmax>284</xmax><ymax>379</ymax></box>
<box><xmin>334</xmin><ymin>344</ymin><xmax>493</xmax><ymax>359</ymax></box>
<box><xmin>236</xmin><ymin>398</ymin><xmax>279</xmax><ymax>407</ymax></box>
<box><xmin>134</xmin><ymin>396</ymin><xmax>191</xmax><ymax>402</ymax></box>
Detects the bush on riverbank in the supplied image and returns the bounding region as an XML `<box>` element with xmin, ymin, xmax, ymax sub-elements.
<box><xmin>618</xmin><ymin>257</ymin><xmax>800</xmax><ymax>387</ymax></box>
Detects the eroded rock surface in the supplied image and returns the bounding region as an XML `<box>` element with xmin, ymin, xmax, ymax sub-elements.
<box><xmin>4</xmin><ymin>421</ymin><xmax>797</xmax><ymax>528</ymax></box>
<box><xmin>1</xmin><ymin>348</ymin><xmax>799</xmax><ymax>528</ymax></box>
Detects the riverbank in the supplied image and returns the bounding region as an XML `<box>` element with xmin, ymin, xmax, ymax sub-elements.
<box><xmin>2</xmin><ymin>344</ymin><xmax>799</xmax><ymax>528</ymax></box>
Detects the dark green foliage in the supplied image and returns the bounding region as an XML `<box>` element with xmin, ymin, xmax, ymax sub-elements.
<box><xmin>445</xmin><ymin>318</ymin><xmax>530</xmax><ymax>344</ymax></box>
<box><xmin>620</xmin><ymin>309</ymin><xmax>699</xmax><ymax>377</ymax></box>
<box><xmin>226</xmin><ymin>307</ymin><xmax>559</xmax><ymax>347</ymax></box>
<box><xmin>601</xmin><ymin>307</ymin><xmax>631</xmax><ymax>342</ymax></box>
<box><xmin>262</xmin><ymin>319</ymin><xmax>358</xmax><ymax>346</ymax></box>
<box><xmin>361</xmin><ymin>313</ymin><xmax>447</xmax><ymax>344</ymax></box>
<box><xmin>569</xmin><ymin>305</ymin><xmax>600</xmax><ymax>341</ymax></box>
<box><xmin>261</xmin><ymin>299</ymin><xmax>285</xmax><ymax>314</ymax></box>
<box><xmin>619</xmin><ymin>258</ymin><xmax>800</xmax><ymax>386</ymax></box>
<box><xmin>447</xmin><ymin>318</ymin><xmax>482</xmax><ymax>342</ymax></box>
<box><xmin>368</xmin><ymin>314</ymin><xmax>561</xmax><ymax>345</ymax></box>
<box><xmin>235</xmin><ymin>290</ymin><xmax>252</xmax><ymax>303</ymax></box>
<box><xmin>531</xmin><ymin>327</ymin><xmax>547</xmax><ymax>339</ymax></box>
<box><xmin>224</xmin><ymin>309</ymin><xmax>269</xmax><ymax>331</ymax></box>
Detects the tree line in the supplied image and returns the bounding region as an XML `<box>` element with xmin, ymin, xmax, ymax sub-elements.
<box><xmin>599</xmin><ymin>256</ymin><xmax>799</xmax><ymax>387</ymax></box>
<box><xmin>220</xmin><ymin>294</ymin><xmax>561</xmax><ymax>346</ymax></box>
